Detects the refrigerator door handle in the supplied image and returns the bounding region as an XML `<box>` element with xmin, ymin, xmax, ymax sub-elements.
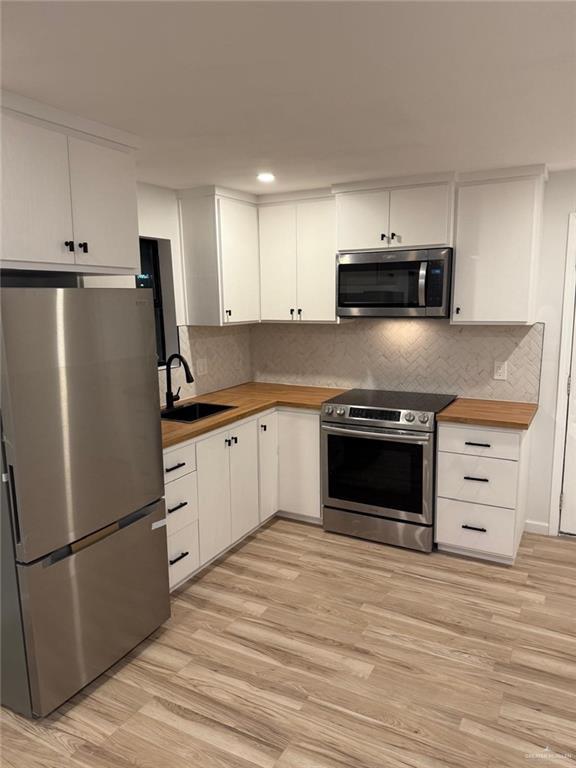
<box><xmin>7</xmin><ymin>465</ymin><xmax>22</xmax><ymax>545</ymax></box>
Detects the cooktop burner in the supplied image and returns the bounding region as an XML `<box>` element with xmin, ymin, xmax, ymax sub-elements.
<box><xmin>322</xmin><ymin>389</ymin><xmax>457</xmax><ymax>432</ymax></box>
<box><xmin>325</xmin><ymin>389</ymin><xmax>457</xmax><ymax>413</ymax></box>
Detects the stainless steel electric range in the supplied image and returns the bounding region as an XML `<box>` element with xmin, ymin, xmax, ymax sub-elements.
<box><xmin>321</xmin><ymin>389</ymin><xmax>456</xmax><ymax>552</ymax></box>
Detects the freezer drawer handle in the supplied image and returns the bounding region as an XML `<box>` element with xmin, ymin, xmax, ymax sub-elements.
<box><xmin>167</xmin><ymin>501</ymin><xmax>188</xmax><ymax>514</ymax></box>
<box><xmin>463</xmin><ymin>476</ymin><xmax>489</xmax><ymax>483</ymax></box>
<box><xmin>169</xmin><ymin>551</ymin><xmax>189</xmax><ymax>566</ymax></box>
<box><xmin>462</xmin><ymin>524</ymin><xmax>487</xmax><ymax>533</ymax></box>
<box><xmin>465</xmin><ymin>441</ymin><xmax>491</xmax><ymax>448</ymax></box>
<box><xmin>165</xmin><ymin>461</ymin><xmax>186</xmax><ymax>473</ymax></box>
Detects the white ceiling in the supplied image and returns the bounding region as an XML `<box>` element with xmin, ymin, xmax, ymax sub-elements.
<box><xmin>3</xmin><ymin>1</ymin><xmax>576</xmax><ymax>193</ymax></box>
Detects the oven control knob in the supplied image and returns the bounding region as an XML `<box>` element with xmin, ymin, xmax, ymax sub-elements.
<box><xmin>405</xmin><ymin>412</ymin><xmax>416</xmax><ymax>423</ymax></box>
<box><xmin>336</xmin><ymin>407</ymin><xmax>346</xmax><ymax>417</ymax></box>
<box><xmin>418</xmin><ymin>413</ymin><xmax>430</xmax><ymax>424</ymax></box>
<box><xmin>324</xmin><ymin>405</ymin><xmax>334</xmax><ymax>415</ymax></box>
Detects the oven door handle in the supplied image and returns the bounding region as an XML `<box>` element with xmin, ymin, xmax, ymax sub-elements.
<box><xmin>418</xmin><ymin>262</ymin><xmax>428</xmax><ymax>307</ymax></box>
<box><xmin>321</xmin><ymin>425</ymin><xmax>431</xmax><ymax>445</ymax></box>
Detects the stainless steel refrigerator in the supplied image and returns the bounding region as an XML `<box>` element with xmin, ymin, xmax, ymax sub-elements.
<box><xmin>1</xmin><ymin>288</ymin><xmax>170</xmax><ymax>718</ymax></box>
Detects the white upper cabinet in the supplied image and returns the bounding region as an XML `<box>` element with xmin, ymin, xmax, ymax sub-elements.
<box><xmin>388</xmin><ymin>185</ymin><xmax>452</xmax><ymax>248</ymax></box>
<box><xmin>336</xmin><ymin>189</ymin><xmax>390</xmax><ymax>251</ymax></box>
<box><xmin>180</xmin><ymin>189</ymin><xmax>260</xmax><ymax>325</ymax></box>
<box><xmin>259</xmin><ymin>197</ymin><xmax>337</xmax><ymax>323</ymax></box>
<box><xmin>259</xmin><ymin>203</ymin><xmax>297</xmax><ymax>321</ymax></box>
<box><xmin>68</xmin><ymin>137</ymin><xmax>139</xmax><ymax>270</ymax></box>
<box><xmin>2</xmin><ymin>114</ymin><xmax>75</xmax><ymax>265</ymax></box>
<box><xmin>452</xmin><ymin>172</ymin><xmax>544</xmax><ymax>324</ymax></box>
<box><xmin>296</xmin><ymin>199</ymin><xmax>337</xmax><ymax>322</ymax></box>
<box><xmin>335</xmin><ymin>182</ymin><xmax>453</xmax><ymax>252</ymax></box>
<box><xmin>1</xmin><ymin>111</ymin><xmax>140</xmax><ymax>273</ymax></box>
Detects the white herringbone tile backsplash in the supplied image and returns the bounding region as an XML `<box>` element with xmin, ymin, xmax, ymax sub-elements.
<box><xmin>251</xmin><ymin>319</ymin><xmax>543</xmax><ymax>402</ymax></box>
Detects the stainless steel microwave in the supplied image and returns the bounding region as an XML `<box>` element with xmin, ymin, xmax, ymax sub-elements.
<box><xmin>337</xmin><ymin>248</ymin><xmax>452</xmax><ymax>318</ymax></box>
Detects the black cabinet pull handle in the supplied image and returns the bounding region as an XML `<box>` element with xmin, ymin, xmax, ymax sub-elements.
<box><xmin>390</xmin><ymin>232</ymin><xmax>397</xmax><ymax>240</ymax></box>
<box><xmin>464</xmin><ymin>476</ymin><xmax>489</xmax><ymax>483</ymax></box>
<box><xmin>260</xmin><ymin>424</ymin><xmax>267</xmax><ymax>432</ymax></box>
<box><xmin>465</xmin><ymin>442</ymin><xmax>491</xmax><ymax>448</ymax></box>
<box><xmin>380</xmin><ymin>233</ymin><xmax>387</xmax><ymax>241</ymax></box>
<box><xmin>290</xmin><ymin>308</ymin><xmax>295</xmax><ymax>317</ymax></box>
<box><xmin>231</xmin><ymin>436</ymin><xmax>238</xmax><ymax>445</ymax></box>
<box><xmin>169</xmin><ymin>551</ymin><xmax>189</xmax><ymax>566</ymax></box>
<box><xmin>225</xmin><ymin>309</ymin><xmax>232</xmax><ymax>318</ymax></box>
<box><xmin>297</xmin><ymin>308</ymin><xmax>302</xmax><ymax>317</ymax></box>
<box><xmin>77</xmin><ymin>242</ymin><xmax>88</xmax><ymax>253</ymax></box>
<box><xmin>64</xmin><ymin>240</ymin><xmax>75</xmax><ymax>252</ymax></box>
<box><xmin>165</xmin><ymin>461</ymin><xmax>186</xmax><ymax>473</ymax></box>
<box><xmin>167</xmin><ymin>501</ymin><xmax>188</xmax><ymax>514</ymax></box>
<box><xmin>455</xmin><ymin>307</ymin><xmax>461</xmax><ymax>315</ymax></box>
<box><xmin>462</xmin><ymin>524</ymin><xmax>487</xmax><ymax>533</ymax></box>
<box><xmin>225</xmin><ymin>438</ymin><xmax>231</xmax><ymax>447</ymax></box>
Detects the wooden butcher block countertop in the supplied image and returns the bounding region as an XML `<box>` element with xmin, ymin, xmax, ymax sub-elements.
<box><xmin>161</xmin><ymin>382</ymin><xmax>345</xmax><ymax>448</ymax></box>
<box><xmin>437</xmin><ymin>398</ymin><xmax>538</xmax><ymax>430</ymax></box>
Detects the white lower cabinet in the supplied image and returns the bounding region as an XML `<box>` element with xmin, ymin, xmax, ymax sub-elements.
<box><xmin>167</xmin><ymin>522</ymin><xmax>200</xmax><ymax>590</ymax></box>
<box><xmin>165</xmin><ymin>471</ymin><xmax>198</xmax><ymax>537</ymax></box>
<box><xmin>435</xmin><ymin>423</ymin><xmax>530</xmax><ymax>563</ymax></box>
<box><xmin>196</xmin><ymin>430</ymin><xmax>233</xmax><ymax>565</ymax></box>
<box><xmin>258</xmin><ymin>412</ymin><xmax>279</xmax><ymax>522</ymax></box>
<box><xmin>229</xmin><ymin>420</ymin><xmax>260</xmax><ymax>542</ymax></box>
<box><xmin>278</xmin><ymin>409</ymin><xmax>321</xmax><ymax>520</ymax></box>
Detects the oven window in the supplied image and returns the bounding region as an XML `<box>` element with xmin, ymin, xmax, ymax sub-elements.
<box><xmin>338</xmin><ymin>262</ymin><xmax>421</xmax><ymax>307</ymax></box>
<box><xmin>327</xmin><ymin>433</ymin><xmax>423</xmax><ymax>516</ymax></box>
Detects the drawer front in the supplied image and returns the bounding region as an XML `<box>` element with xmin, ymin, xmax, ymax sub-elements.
<box><xmin>163</xmin><ymin>442</ymin><xmax>196</xmax><ymax>482</ymax></box>
<box><xmin>438</xmin><ymin>425</ymin><xmax>520</xmax><ymax>461</ymax></box>
<box><xmin>167</xmin><ymin>521</ymin><xmax>200</xmax><ymax>590</ymax></box>
<box><xmin>166</xmin><ymin>471</ymin><xmax>198</xmax><ymax>536</ymax></box>
<box><xmin>436</xmin><ymin>497</ymin><xmax>516</xmax><ymax>557</ymax></box>
<box><xmin>437</xmin><ymin>453</ymin><xmax>518</xmax><ymax>509</ymax></box>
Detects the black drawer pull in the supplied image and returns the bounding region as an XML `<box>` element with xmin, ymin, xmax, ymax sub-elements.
<box><xmin>260</xmin><ymin>424</ymin><xmax>267</xmax><ymax>432</ymax></box>
<box><xmin>465</xmin><ymin>441</ymin><xmax>491</xmax><ymax>448</ymax></box>
<box><xmin>165</xmin><ymin>461</ymin><xmax>186</xmax><ymax>473</ymax></box>
<box><xmin>464</xmin><ymin>476</ymin><xmax>489</xmax><ymax>483</ymax></box>
<box><xmin>231</xmin><ymin>436</ymin><xmax>238</xmax><ymax>445</ymax></box>
<box><xmin>462</xmin><ymin>524</ymin><xmax>487</xmax><ymax>533</ymax></box>
<box><xmin>167</xmin><ymin>501</ymin><xmax>188</xmax><ymax>514</ymax></box>
<box><xmin>169</xmin><ymin>551</ymin><xmax>189</xmax><ymax>566</ymax></box>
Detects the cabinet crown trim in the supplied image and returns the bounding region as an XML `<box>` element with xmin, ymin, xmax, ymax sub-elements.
<box><xmin>178</xmin><ymin>185</ymin><xmax>257</xmax><ymax>204</ymax></box>
<box><xmin>456</xmin><ymin>164</ymin><xmax>548</xmax><ymax>184</ymax></box>
<box><xmin>331</xmin><ymin>172</ymin><xmax>456</xmax><ymax>195</ymax></box>
<box><xmin>1</xmin><ymin>91</ymin><xmax>141</xmax><ymax>150</ymax></box>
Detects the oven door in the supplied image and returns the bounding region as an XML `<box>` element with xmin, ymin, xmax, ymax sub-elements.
<box><xmin>337</xmin><ymin>252</ymin><xmax>428</xmax><ymax>317</ymax></box>
<box><xmin>321</xmin><ymin>424</ymin><xmax>434</xmax><ymax>525</ymax></box>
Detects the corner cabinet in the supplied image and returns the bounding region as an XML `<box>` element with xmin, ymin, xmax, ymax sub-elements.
<box><xmin>335</xmin><ymin>181</ymin><xmax>453</xmax><ymax>252</ymax></box>
<box><xmin>2</xmin><ymin>111</ymin><xmax>139</xmax><ymax>273</ymax></box>
<box><xmin>451</xmin><ymin>169</ymin><xmax>545</xmax><ymax>324</ymax></box>
<box><xmin>179</xmin><ymin>189</ymin><xmax>260</xmax><ymax>325</ymax></box>
<box><xmin>259</xmin><ymin>198</ymin><xmax>337</xmax><ymax>322</ymax></box>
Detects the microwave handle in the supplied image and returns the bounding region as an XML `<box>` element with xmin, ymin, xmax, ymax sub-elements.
<box><xmin>418</xmin><ymin>262</ymin><xmax>428</xmax><ymax>307</ymax></box>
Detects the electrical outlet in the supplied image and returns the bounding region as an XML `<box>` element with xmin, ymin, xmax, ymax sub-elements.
<box><xmin>196</xmin><ymin>358</ymin><xmax>208</xmax><ymax>376</ymax></box>
<box><xmin>493</xmin><ymin>361</ymin><xmax>508</xmax><ymax>381</ymax></box>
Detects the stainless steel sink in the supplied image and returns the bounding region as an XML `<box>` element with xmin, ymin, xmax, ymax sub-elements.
<box><xmin>161</xmin><ymin>402</ymin><xmax>235</xmax><ymax>423</ymax></box>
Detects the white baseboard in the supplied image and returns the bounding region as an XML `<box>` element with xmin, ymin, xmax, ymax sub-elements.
<box><xmin>524</xmin><ymin>519</ymin><xmax>551</xmax><ymax>535</ymax></box>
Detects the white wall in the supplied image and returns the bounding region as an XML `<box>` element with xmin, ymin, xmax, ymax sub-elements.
<box><xmin>526</xmin><ymin>170</ymin><xmax>576</xmax><ymax>534</ymax></box>
<box><xmin>136</xmin><ymin>182</ymin><xmax>186</xmax><ymax>326</ymax></box>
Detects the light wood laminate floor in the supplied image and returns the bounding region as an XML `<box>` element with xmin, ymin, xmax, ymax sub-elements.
<box><xmin>2</xmin><ymin>520</ymin><xmax>576</xmax><ymax>767</ymax></box>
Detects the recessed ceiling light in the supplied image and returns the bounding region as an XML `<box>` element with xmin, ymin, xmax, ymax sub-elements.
<box><xmin>257</xmin><ymin>172</ymin><xmax>275</xmax><ymax>183</ymax></box>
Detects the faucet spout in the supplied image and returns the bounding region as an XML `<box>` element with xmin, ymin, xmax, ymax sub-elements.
<box><xmin>165</xmin><ymin>353</ymin><xmax>194</xmax><ymax>410</ymax></box>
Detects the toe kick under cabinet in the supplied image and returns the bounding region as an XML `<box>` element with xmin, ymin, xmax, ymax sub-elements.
<box><xmin>435</xmin><ymin>423</ymin><xmax>531</xmax><ymax>564</ymax></box>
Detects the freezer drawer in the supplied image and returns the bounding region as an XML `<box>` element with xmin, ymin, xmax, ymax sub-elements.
<box><xmin>17</xmin><ymin>501</ymin><xmax>170</xmax><ymax>717</ymax></box>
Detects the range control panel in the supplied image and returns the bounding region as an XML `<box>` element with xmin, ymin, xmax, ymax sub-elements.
<box><xmin>322</xmin><ymin>403</ymin><xmax>435</xmax><ymax>432</ymax></box>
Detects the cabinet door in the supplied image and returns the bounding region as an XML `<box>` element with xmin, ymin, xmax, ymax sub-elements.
<box><xmin>230</xmin><ymin>420</ymin><xmax>260</xmax><ymax>542</ymax></box>
<box><xmin>196</xmin><ymin>431</ymin><xmax>231</xmax><ymax>565</ymax></box>
<box><xmin>336</xmin><ymin>190</ymin><xmax>390</xmax><ymax>251</ymax></box>
<box><xmin>278</xmin><ymin>410</ymin><xmax>321</xmax><ymax>520</ymax></box>
<box><xmin>68</xmin><ymin>137</ymin><xmax>139</xmax><ymax>270</ymax></box>
<box><xmin>453</xmin><ymin>178</ymin><xmax>540</xmax><ymax>323</ymax></box>
<box><xmin>388</xmin><ymin>184</ymin><xmax>451</xmax><ymax>248</ymax></box>
<box><xmin>258</xmin><ymin>412</ymin><xmax>279</xmax><ymax>522</ymax></box>
<box><xmin>2</xmin><ymin>114</ymin><xmax>74</xmax><ymax>265</ymax></box>
<box><xmin>259</xmin><ymin>204</ymin><xmax>297</xmax><ymax>321</ymax></box>
<box><xmin>296</xmin><ymin>199</ymin><xmax>337</xmax><ymax>322</ymax></box>
<box><xmin>218</xmin><ymin>198</ymin><xmax>260</xmax><ymax>323</ymax></box>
